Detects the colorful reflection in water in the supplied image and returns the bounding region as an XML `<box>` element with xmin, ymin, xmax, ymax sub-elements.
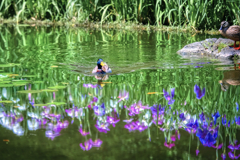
<box><xmin>0</xmin><ymin>26</ymin><xmax>239</xmax><ymax>160</ymax></box>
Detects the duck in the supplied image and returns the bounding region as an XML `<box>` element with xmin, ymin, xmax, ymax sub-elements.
<box><xmin>219</xmin><ymin>21</ymin><xmax>240</xmax><ymax>50</ymax></box>
<box><xmin>92</xmin><ymin>58</ymin><xmax>112</xmax><ymax>74</ymax></box>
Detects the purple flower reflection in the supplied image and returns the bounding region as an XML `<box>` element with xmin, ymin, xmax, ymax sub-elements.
<box><xmin>196</xmin><ymin>149</ymin><xmax>200</xmax><ymax>156</ymax></box>
<box><xmin>123</xmin><ymin>118</ymin><xmax>133</xmax><ymax>123</ymax></box>
<box><xmin>196</xmin><ymin>127</ymin><xmax>218</xmax><ymax>147</ymax></box>
<box><xmin>95</xmin><ymin>123</ymin><xmax>110</xmax><ymax>133</ymax></box>
<box><xmin>79</xmin><ymin>128</ymin><xmax>90</xmax><ymax>136</ymax></box>
<box><xmin>212</xmin><ymin>143</ymin><xmax>223</xmax><ymax>149</ymax></box>
<box><xmin>179</xmin><ymin>113</ymin><xmax>186</xmax><ymax>121</ymax></box>
<box><xmin>185</xmin><ymin>119</ymin><xmax>198</xmax><ymax>133</ymax></box>
<box><xmin>163</xmin><ymin>88</ymin><xmax>175</xmax><ymax>105</ymax></box>
<box><xmin>194</xmin><ymin>66</ymin><xmax>203</xmax><ymax>68</ymax></box>
<box><xmin>228</xmin><ymin>142</ymin><xmax>240</xmax><ymax>151</ymax></box>
<box><xmin>171</xmin><ymin>135</ymin><xmax>176</xmax><ymax>141</ymax></box>
<box><xmin>106</xmin><ymin>116</ymin><xmax>120</xmax><ymax>127</ymax></box>
<box><xmin>124</xmin><ymin>122</ymin><xmax>137</xmax><ymax>132</ymax></box>
<box><xmin>80</xmin><ymin>139</ymin><xmax>93</xmax><ymax>151</ymax></box>
<box><xmin>65</xmin><ymin>107</ymin><xmax>84</xmax><ymax>118</ymax></box>
<box><xmin>83</xmin><ymin>84</ymin><xmax>98</xmax><ymax>88</ymax></box>
<box><xmin>212</xmin><ymin>111</ymin><xmax>220</xmax><ymax>125</ymax></box>
<box><xmin>124</xmin><ymin>121</ymin><xmax>148</xmax><ymax>132</ymax></box>
<box><xmin>228</xmin><ymin>151</ymin><xmax>239</xmax><ymax>159</ymax></box>
<box><xmin>126</xmin><ymin>101</ymin><xmax>149</xmax><ymax>116</ymax></box>
<box><xmin>194</xmin><ymin>84</ymin><xmax>205</xmax><ymax>99</ymax></box>
<box><xmin>150</xmin><ymin>104</ymin><xmax>165</xmax><ymax>115</ymax></box>
<box><xmin>45</xmin><ymin>130</ymin><xmax>60</xmax><ymax>140</ymax></box>
<box><xmin>152</xmin><ymin>114</ymin><xmax>164</xmax><ymax>125</ymax></box>
<box><xmin>118</xmin><ymin>90</ymin><xmax>129</xmax><ymax>102</ymax></box>
<box><xmin>164</xmin><ymin>141</ymin><xmax>175</xmax><ymax>149</ymax></box>
<box><xmin>221</xmin><ymin>153</ymin><xmax>226</xmax><ymax>160</ymax></box>
<box><xmin>93</xmin><ymin>103</ymin><xmax>105</xmax><ymax>116</ymax></box>
<box><xmin>92</xmin><ymin>139</ymin><xmax>103</xmax><ymax>147</ymax></box>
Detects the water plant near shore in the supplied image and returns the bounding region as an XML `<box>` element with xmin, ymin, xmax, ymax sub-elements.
<box><xmin>0</xmin><ymin>0</ymin><xmax>240</xmax><ymax>30</ymax></box>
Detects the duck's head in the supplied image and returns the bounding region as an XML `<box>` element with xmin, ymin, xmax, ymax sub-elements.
<box><xmin>97</xmin><ymin>58</ymin><xmax>104</xmax><ymax>69</ymax></box>
<box><xmin>219</xmin><ymin>21</ymin><xmax>229</xmax><ymax>31</ymax></box>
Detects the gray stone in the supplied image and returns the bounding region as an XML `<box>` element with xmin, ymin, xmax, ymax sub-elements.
<box><xmin>200</xmin><ymin>38</ymin><xmax>218</xmax><ymax>49</ymax></box>
<box><xmin>209</xmin><ymin>38</ymin><xmax>234</xmax><ymax>52</ymax></box>
<box><xmin>177</xmin><ymin>42</ymin><xmax>206</xmax><ymax>56</ymax></box>
<box><xmin>177</xmin><ymin>38</ymin><xmax>239</xmax><ymax>60</ymax></box>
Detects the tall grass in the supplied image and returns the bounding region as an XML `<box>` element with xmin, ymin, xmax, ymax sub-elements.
<box><xmin>0</xmin><ymin>0</ymin><xmax>240</xmax><ymax>30</ymax></box>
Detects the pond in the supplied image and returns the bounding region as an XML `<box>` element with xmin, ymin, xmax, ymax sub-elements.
<box><xmin>0</xmin><ymin>26</ymin><xmax>239</xmax><ymax>160</ymax></box>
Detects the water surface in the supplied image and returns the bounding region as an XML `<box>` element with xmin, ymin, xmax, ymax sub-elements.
<box><xmin>0</xmin><ymin>26</ymin><xmax>239</xmax><ymax>160</ymax></box>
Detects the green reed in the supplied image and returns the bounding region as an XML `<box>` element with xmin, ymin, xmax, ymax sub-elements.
<box><xmin>0</xmin><ymin>0</ymin><xmax>239</xmax><ymax>30</ymax></box>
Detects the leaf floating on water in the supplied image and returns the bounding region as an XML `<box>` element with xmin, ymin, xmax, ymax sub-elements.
<box><xmin>47</xmin><ymin>102</ymin><xmax>66</xmax><ymax>106</ymax></box>
<box><xmin>0</xmin><ymin>100</ymin><xmax>13</xmax><ymax>103</ymax></box>
<box><xmin>17</xmin><ymin>90</ymin><xmax>42</xmax><ymax>94</ymax></box>
<box><xmin>21</xmin><ymin>75</ymin><xmax>36</xmax><ymax>78</ymax></box>
<box><xmin>33</xmin><ymin>104</ymin><xmax>47</xmax><ymax>107</ymax></box>
<box><xmin>0</xmin><ymin>84</ymin><xmax>14</xmax><ymax>87</ymax></box>
<box><xmin>0</xmin><ymin>63</ymin><xmax>16</xmax><ymax>67</ymax></box>
<box><xmin>0</xmin><ymin>81</ymin><xmax>11</xmax><ymax>84</ymax></box>
<box><xmin>41</xmin><ymin>89</ymin><xmax>58</xmax><ymax>92</ymax></box>
<box><xmin>14</xmin><ymin>106</ymin><xmax>19</xmax><ymax>108</ymax></box>
<box><xmin>48</xmin><ymin>86</ymin><xmax>67</xmax><ymax>89</ymax></box>
<box><xmin>51</xmin><ymin>66</ymin><xmax>58</xmax><ymax>68</ymax></box>
<box><xmin>33</xmin><ymin>81</ymin><xmax>44</xmax><ymax>84</ymax></box>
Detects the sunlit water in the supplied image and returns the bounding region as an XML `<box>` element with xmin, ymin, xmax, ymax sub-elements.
<box><xmin>0</xmin><ymin>26</ymin><xmax>239</xmax><ymax>160</ymax></box>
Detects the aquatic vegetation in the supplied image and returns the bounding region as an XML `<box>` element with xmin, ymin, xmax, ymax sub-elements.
<box><xmin>0</xmin><ymin>0</ymin><xmax>238</xmax><ymax>30</ymax></box>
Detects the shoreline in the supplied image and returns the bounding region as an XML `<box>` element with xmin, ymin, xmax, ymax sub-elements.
<box><xmin>0</xmin><ymin>18</ymin><xmax>220</xmax><ymax>35</ymax></box>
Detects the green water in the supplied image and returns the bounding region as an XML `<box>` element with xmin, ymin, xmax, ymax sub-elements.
<box><xmin>0</xmin><ymin>26</ymin><xmax>239</xmax><ymax>160</ymax></box>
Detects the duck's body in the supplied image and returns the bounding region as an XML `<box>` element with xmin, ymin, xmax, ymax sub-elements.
<box><xmin>92</xmin><ymin>59</ymin><xmax>112</xmax><ymax>74</ymax></box>
<box><xmin>219</xmin><ymin>21</ymin><xmax>240</xmax><ymax>50</ymax></box>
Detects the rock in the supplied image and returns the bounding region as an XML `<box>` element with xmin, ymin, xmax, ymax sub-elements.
<box><xmin>177</xmin><ymin>38</ymin><xmax>240</xmax><ymax>60</ymax></box>
<box><xmin>216</xmin><ymin>47</ymin><xmax>240</xmax><ymax>59</ymax></box>
<box><xmin>177</xmin><ymin>42</ymin><xmax>206</xmax><ymax>57</ymax></box>
<box><xmin>209</xmin><ymin>38</ymin><xmax>234</xmax><ymax>52</ymax></box>
<box><xmin>201</xmin><ymin>38</ymin><xmax>218</xmax><ymax>49</ymax></box>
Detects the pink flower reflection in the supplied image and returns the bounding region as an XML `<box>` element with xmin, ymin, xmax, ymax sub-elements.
<box><xmin>92</xmin><ymin>139</ymin><xmax>103</xmax><ymax>147</ymax></box>
<box><xmin>79</xmin><ymin>128</ymin><xmax>90</xmax><ymax>136</ymax></box>
<box><xmin>80</xmin><ymin>139</ymin><xmax>93</xmax><ymax>151</ymax></box>
<box><xmin>164</xmin><ymin>141</ymin><xmax>175</xmax><ymax>149</ymax></box>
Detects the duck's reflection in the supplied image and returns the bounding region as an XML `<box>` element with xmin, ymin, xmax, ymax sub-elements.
<box><xmin>219</xmin><ymin>64</ymin><xmax>240</xmax><ymax>91</ymax></box>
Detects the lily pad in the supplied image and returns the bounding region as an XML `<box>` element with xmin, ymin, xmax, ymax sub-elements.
<box><xmin>0</xmin><ymin>81</ymin><xmax>11</xmax><ymax>84</ymax></box>
<box><xmin>17</xmin><ymin>90</ymin><xmax>42</xmax><ymax>94</ymax></box>
<box><xmin>48</xmin><ymin>86</ymin><xmax>67</xmax><ymax>89</ymax></box>
<box><xmin>41</xmin><ymin>89</ymin><xmax>58</xmax><ymax>92</ymax></box>
<box><xmin>0</xmin><ymin>100</ymin><xmax>13</xmax><ymax>103</ymax></box>
<box><xmin>33</xmin><ymin>81</ymin><xmax>44</xmax><ymax>84</ymax></box>
<box><xmin>21</xmin><ymin>75</ymin><xmax>36</xmax><ymax>78</ymax></box>
<box><xmin>47</xmin><ymin>102</ymin><xmax>66</xmax><ymax>106</ymax></box>
<box><xmin>0</xmin><ymin>64</ymin><xmax>15</xmax><ymax>67</ymax></box>
<box><xmin>0</xmin><ymin>84</ymin><xmax>14</xmax><ymax>87</ymax></box>
<box><xmin>33</xmin><ymin>104</ymin><xmax>47</xmax><ymax>107</ymax></box>
<box><xmin>13</xmin><ymin>82</ymin><xmax>28</xmax><ymax>86</ymax></box>
<box><xmin>12</xmin><ymin>80</ymin><xmax>31</xmax><ymax>83</ymax></box>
